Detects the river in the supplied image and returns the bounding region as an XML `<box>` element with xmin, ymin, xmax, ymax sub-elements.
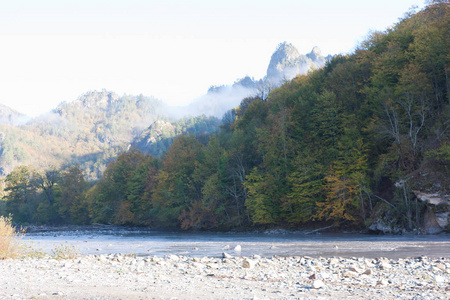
<box><xmin>23</xmin><ymin>227</ymin><xmax>450</xmax><ymax>259</ymax></box>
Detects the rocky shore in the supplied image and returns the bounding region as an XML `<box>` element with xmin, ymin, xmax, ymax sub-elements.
<box><xmin>1</xmin><ymin>253</ymin><xmax>449</xmax><ymax>299</ymax></box>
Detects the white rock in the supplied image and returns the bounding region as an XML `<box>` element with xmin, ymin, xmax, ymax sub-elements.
<box><xmin>312</xmin><ymin>280</ymin><xmax>325</xmax><ymax>289</ymax></box>
<box><xmin>365</xmin><ymin>260</ymin><xmax>375</xmax><ymax>268</ymax></box>
<box><xmin>223</xmin><ymin>252</ymin><xmax>233</xmax><ymax>259</ymax></box>
<box><xmin>167</xmin><ymin>255</ymin><xmax>179</xmax><ymax>262</ymax></box>
<box><xmin>242</xmin><ymin>259</ymin><xmax>256</xmax><ymax>269</ymax></box>
<box><xmin>234</xmin><ymin>245</ymin><xmax>242</xmax><ymax>252</ymax></box>
<box><xmin>378</xmin><ymin>279</ymin><xmax>389</xmax><ymax>286</ymax></box>
<box><xmin>434</xmin><ymin>275</ymin><xmax>445</xmax><ymax>283</ymax></box>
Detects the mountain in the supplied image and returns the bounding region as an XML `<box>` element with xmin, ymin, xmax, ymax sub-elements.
<box><xmin>266</xmin><ymin>42</ymin><xmax>331</xmax><ymax>84</ymax></box>
<box><xmin>178</xmin><ymin>43</ymin><xmax>331</xmax><ymax>119</ymax></box>
<box><xmin>0</xmin><ymin>104</ymin><xmax>28</xmax><ymax>126</ymax></box>
<box><xmin>0</xmin><ymin>91</ymin><xmax>165</xmax><ymax>179</ymax></box>
<box><xmin>0</xmin><ymin>43</ymin><xmax>331</xmax><ymax>179</ymax></box>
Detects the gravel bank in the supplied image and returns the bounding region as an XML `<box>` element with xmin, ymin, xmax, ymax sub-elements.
<box><xmin>1</xmin><ymin>254</ymin><xmax>449</xmax><ymax>299</ymax></box>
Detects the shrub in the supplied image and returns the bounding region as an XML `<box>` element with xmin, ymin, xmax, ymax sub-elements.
<box><xmin>51</xmin><ymin>244</ymin><xmax>79</xmax><ymax>260</ymax></box>
<box><xmin>0</xmin><ymin>215</ymin><xmax>23</xmax><ymax>259</ymax></box>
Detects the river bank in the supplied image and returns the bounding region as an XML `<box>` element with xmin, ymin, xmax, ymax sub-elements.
<box><xmin>1</xmin><ymin>253</ymin><xmax>449</xmax><ymax>299</ymax></box>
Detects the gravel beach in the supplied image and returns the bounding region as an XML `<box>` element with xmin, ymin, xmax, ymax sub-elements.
<box><xmin>1</xmin><ymin>253</ymin><xmax>449</xmax><ymax>299</ymax></box>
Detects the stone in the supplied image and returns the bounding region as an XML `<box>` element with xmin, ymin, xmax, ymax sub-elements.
<box><xmin>379</xmin><ymin>263</ymin><xmax>392</xmax><ymax>270</ymax></box>
<box><xmin>234</xmin><ymin>245</ymin><xmax>242</xmax><ymax>252</ymax></box>
<box><xmin>365</xmin><ymin>260</ymin><xmax>375</xmax><ymax>268</ymax></box>
<box><xmin>349</xmin><ymin>266</ymin><xmax>363</xmax><ymax>273</ymax></box>
<box><xmin>329</xmin><ymin>258</ymin><xmax>339</xmax><ymax>266</ymax></box>
<box><xmin>222</xmin><ymin>252</ymin><xmax>233</xmax><ymax>259</ymax></box>
<box><xmin>362</xmin><ymin>269</ymin><xmax>372</xmax><ymax>275</ymax></box>
<box><xmin>378</xmin><ymin>279</ymin><xmax>389</xmax><ymax>286</ymax></box>
<box><xmin>167</xmin><ymin>255</ymin><xmax>179</xmax><ymax>262</ymax></box>
<box><xmin>343</xmin><ymin>270</ymin><xmax>358</xmax><ymax>278</ymax></box>
<box><xmin>434</xmin><ymin>275</ymin><xmax>445</xmax><ymax>283</ymax></box>
<box><xmin>311</xmin><ymin>280</ymin><xmax>325</xmax><ymax>289</ymax></box>
<box><xmin>242</xmin><ymin>259</ymin><xmax>256</xmax><ymax>269</ymax></box>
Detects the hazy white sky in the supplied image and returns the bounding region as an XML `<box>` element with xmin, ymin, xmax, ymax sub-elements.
<box><xmin>0</xmin><ymin>0</ymin><xmax>426</xmax><ymax>116</ymax></box>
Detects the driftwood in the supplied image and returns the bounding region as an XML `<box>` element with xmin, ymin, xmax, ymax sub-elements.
<box><xmin>305</xmin><ymin>224</ymin><xmax>334</xmax><ymax>235</ymax></box>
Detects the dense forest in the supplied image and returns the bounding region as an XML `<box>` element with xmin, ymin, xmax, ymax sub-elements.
<box><xmin>1</xmin><ymin>2</ymin><xmax>449</xmax><ymax>232</ymax></box>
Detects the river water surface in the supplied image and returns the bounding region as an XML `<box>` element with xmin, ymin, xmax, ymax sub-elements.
<box><xmin>24</xmin><ymin>227</ymin><xmax>450</xmax><ymax>259</ymax></box>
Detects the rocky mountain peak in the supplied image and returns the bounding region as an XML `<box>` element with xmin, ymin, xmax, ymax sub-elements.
<box><xmin>266</xmin><ymin>42</ymin><xmax>327</xmax><ymax>84</ymax></box>
<box><xmin>266</xmin><ymin>42</ymin><xmax>301</xmax><ymax>80</ymax></box>
<box><xmin>75</xmin><ymin>90</ymin><xmax>120</xmax><ymax>109</ymax></box>
<box><xmin>307</xmin><ymin>46</ymin><xmax>322</xmax><ymax>61</ymax></box>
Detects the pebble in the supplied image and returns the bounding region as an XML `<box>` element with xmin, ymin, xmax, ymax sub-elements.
<box><xmin>0</xmin><ymin>254</ymin><xmax>448</xmax><ymax>299</ymax></box>
<box><xmin>312</xmin><ymin>279</ymin><xmax>326</xmax><ymax>289</ymax></box>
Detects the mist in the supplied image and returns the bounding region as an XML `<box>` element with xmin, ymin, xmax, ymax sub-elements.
<box><xmin>163</xmin><ymin>44</ymin><xmax>331</xmax><ymax>120</ymax></box>
<box><xmin>164</xmin><ymin>83</ymin><xmax>257</xmax><ymax>120</ymax></box>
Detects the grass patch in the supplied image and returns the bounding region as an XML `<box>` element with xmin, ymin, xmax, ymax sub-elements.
<box><xmin>51</xmin><ymin>243</ymin><xmax>79</xmax><ymax>260</ymax></box>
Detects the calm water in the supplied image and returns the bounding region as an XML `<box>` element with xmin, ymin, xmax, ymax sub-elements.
<box><xmin>24</xmin><ymin>227</ymin><xmax>450</xmax><ymax>259</ymax></box>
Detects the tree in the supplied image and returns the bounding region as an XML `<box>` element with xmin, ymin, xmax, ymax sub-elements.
<box><xmin>152</xmin><ymin>135</ymin><xmax>202</xmax><ymax>227</ymax></box>
<box><xmin>315</xmin><ymin>129</ymin><xmax>369</xmax><ymax>226</ymax></box>
<box><xmin>58</xmin><ymin>165</ymin><xmax>90</xmax><ymax>224</ymax></box>
<box><xmin>3</xmin><ymin>166</ymin><xmax>38</xmax><ymax>223</ymax></box>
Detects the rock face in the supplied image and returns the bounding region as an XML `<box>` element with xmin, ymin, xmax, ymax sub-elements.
<box><xmin>72</xmin><ymin>90</ymin><xmax>120</xmax><ymax>110</ymax></box>
<box><xmin>413</xmin><ymin>190</ymin><xmax>450</xmax><ymax>234</ymax></box>
<box><xmin>266</xmin><ymin>42</ymin><xmax>329</xmax><ymax>84</ymax></box>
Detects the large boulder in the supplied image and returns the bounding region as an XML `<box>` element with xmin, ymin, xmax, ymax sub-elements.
<box><xmin>413</xmin><ymin>191</ymin><xmax>450</xmax><ymax>234</ymax></box>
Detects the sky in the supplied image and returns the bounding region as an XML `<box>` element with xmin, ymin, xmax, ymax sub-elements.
<box><xmin>0</xmin><ymin>0</ymin><xmax>427</xmax><ymax>117</ymax></box>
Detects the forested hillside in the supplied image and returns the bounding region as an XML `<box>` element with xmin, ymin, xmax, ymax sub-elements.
<box><xmin>2</xmin><ymin>2</ymin><xmax>449</xmax><ymax>231</ymax></box>
<box><xmin>0</xmin><ymin>91</ymin><xmax>163</xmax><ymax>178</ymax></box>
<box><xmin>132</xmin><ymin>116</ymin><xmax>221</xmax><ymax>157</ymax></box>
